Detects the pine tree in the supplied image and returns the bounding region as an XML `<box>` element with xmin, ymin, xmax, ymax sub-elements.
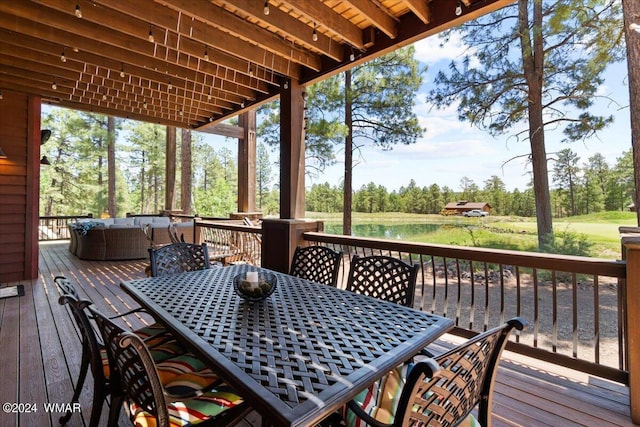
<box><xmin>427</xmin><ymin>0</ymin><xmax>623</xmax><ymax>249</ymax></box>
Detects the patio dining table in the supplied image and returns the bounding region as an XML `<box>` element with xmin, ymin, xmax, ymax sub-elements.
<box><xmin>121</xmin><ymin>264</ymin><xmax>454</xmax><ymax>427</ymax></box>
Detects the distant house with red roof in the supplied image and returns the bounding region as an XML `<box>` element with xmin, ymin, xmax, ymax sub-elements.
<box><xmin>442</xmin><ymin>201</ymin><xmax>492</xmax><ymax>216</ymax></box>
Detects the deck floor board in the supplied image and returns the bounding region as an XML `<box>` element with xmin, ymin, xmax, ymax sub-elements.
<box><xmin>0</xmin><ymin>241</ymin><xmax>633</xmax><ymax>426</ymax></box>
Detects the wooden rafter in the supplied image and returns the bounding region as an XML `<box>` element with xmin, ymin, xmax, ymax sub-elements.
<box><xmin>0</xmin><ymin>0</ymin><xmax>512</xmax><ymax>128</ymax></box>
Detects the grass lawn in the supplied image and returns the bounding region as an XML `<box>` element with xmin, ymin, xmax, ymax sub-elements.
<box><xmin>306</xmin><ymin>211</ymin><xmax>638</xmax><ymax>259</ymax></box>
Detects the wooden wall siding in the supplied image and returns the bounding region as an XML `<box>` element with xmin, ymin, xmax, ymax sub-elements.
<box><xmin>0</xmin><ymin>90</ymin><xmax>40</xmax><ymax>282</ymax></box>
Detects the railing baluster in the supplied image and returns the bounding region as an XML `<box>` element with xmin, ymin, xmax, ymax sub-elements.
<box><xmin>572</xmin><ymin>272</ymin><xmax>578</xmax><ymax>359</ymax></box>
<box><xmin>299</xmin><ymin>230</ymin><xmax>627</xmax><ymax>384</ymax></box>
<box><xmin>430</xmin><ymin>255</ymin><xmax>437</xmax><ymax>315</ymax></box>
<box><xmin>456</xmin><ymin>259</ymin><xmax>462</xmax><ymax>326</ymax></box>
<box><xmin>499</xmin><ymin>264</ymin><xmax>505</xmax><ymax>325</ymax></box>
<box><xmin>551</xmin><ymin>270</ymin><xmax>558</xmax><ymax>353</ymax></box>
<box><xmin>483</xmin><ymin>262</ymin><xmax>490</xmax><ymax>331</ymax></box>
<box><xmin>594</xmin><ymin>275</ymin><xmax>600</xmax><ymax>364</ymax></box>
<box><xmin>469</xmin><ymin>260</ymin><xmax>475</xmax><ymax>331</ymax></box>
<box><xmin>533</xmin><ymin>268</ymin><xmax>539</xmax><ymax>348</ymax></box>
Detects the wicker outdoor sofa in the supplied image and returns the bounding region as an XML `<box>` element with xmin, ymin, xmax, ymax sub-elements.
<box><xmin>68</xmin><ymin>217</ymin><xmax>195</xmax><ymax>261</ymax></box>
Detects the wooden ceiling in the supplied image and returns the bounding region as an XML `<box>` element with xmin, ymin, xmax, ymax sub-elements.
<box><xmin>0</xmin><ymin>0</ymin><xmax>510</xmax><ymax>132</ymax></box>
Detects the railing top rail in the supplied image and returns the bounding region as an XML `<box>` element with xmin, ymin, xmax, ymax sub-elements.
<box><xmin>197</xmin><ymin>220</ymin><xmax>262</xmax><ymax>234</ymax></box>
<box><xmin>304</xmin><ymin>231</ymin><xmax>626</xmax><ymax>278</ymax></box>
<box><xmin>40</xmin><ymin>214</ymin><xmax>93</xmax><ymax>220</ymax></box>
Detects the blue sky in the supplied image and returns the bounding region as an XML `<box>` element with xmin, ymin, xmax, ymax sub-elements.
<box><xmin>307</xmin><ymin>36</ymin><xmax>631</xmax><ymax>192</ymax></box>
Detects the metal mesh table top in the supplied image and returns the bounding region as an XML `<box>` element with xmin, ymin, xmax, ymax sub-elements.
<box><xmin>121</xmin><ymin>265</ymin><xmax>453</xmax><ymax>427</ymax></box>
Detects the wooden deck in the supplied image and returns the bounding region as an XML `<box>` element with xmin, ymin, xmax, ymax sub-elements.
<box><xmin>0</xmin><ymin>241</ymin><xmax>633</xmax><ymax>427</ymax></box>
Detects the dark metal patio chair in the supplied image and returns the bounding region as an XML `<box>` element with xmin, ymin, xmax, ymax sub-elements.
<box><xmin>53</xmin><ymin>276</ymin><xmax>181</xmax><ymax>427</ymax></box>
<box><xmin>289</xmin><ymin>245</ymin><xmax>343</xmax><ymax>286</ymax></box>
<box><xmin>345</xmin><ymin>255</ymin><xmax>419</xmax><ymax>307</ymax></box>
<box><xmin>90</xmin><ymin>307</ymin><xmax>250</xmax><ymax>427</ymax></box>
<box><xmin>342</xmin><ymin>317</ymin><xmax>527</xmax><ymax>427</ymax></box>
<box><xmin>148</xmin><ymin>242</ymin><xmax>211</xmax><ymax>277</ymax></box>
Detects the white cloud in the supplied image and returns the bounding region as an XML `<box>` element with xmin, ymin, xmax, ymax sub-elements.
<box><xmin>414</xmin><ymin>34</ymin><xmax>469</xmax><ymax>65</ymax></box>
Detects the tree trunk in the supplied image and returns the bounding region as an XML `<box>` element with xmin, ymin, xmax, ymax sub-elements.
<box><xmin>181</xmin><ymin>128</ymin><xmax>193</xmax><ymax>215</ymax></box>
<box><xmin>624</xmin><ymin>0</ymin><xmax>640</xmax><ymax>225</ymax></box>
<box><xmin>140</xmin><ymin>150</ymin><xmax>145</xmax><ymax>213</ymax></box>
<box><xmin>569</xmin><ymin>172</ymin><xmax>575</xmax><ymax>216</ymax></box>
<box><xmin>520</xmin><ymin>0</ymin><xmax>553</xmax><ymax>249</ymax></box>
<box><xmin>343</xmin><ymin>69</ymin><xmax>353</xmax><ymax>236</ymax></box>
<box><xmin>165</xmin><ymin>126</ymin><xmax>176</xmax><ymax>212</ymax></box>
<box><xmin>107</xmin><ymin>116</ymin><xmax>116</xmax><ymax>217</ymax></box>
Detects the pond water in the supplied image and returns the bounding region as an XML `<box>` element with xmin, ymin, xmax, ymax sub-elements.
<box><xmin>323</xmin><ymin>223</ymin><xmax>444</xmax><ymax>240</ymax></box>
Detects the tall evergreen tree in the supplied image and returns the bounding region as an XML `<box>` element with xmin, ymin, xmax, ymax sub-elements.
<box><xmin>256</xmin><ymin>142</ymin><xmax>272</xmax><ymax>209</ymax></box>
<box><xmin>552</xmin><ymin>148</ymin><xmax>580</xmax><ymax>216</ymax></box>
<box><xmin>427</xmin><ymin>0</ymin><xmax>623</xmax><ymax>249</ymax></box>
<box><xmin>259</xmin><ymin>47</ymin><xmax>424</xmax><ymax>233</ymax></box>
<box><xmin>107</xmin><ymin>116</ymin><xmax>117</xmax><ymax>217</ymax></box>
<box><xmin>623</xmin><ymin>0</ymin><xmax>640</xmax><ymax>223</ymax></box>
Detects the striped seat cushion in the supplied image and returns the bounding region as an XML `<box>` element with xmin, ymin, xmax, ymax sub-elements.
<box><xmin>345</xmin><ymin>364</ymin><xmax>409</xmax><ymax>427</ymax></box>
<box><xmin>100</xmin><ymin>348</ymin><xmax>110</xmax><ymax>379</ymax></box>
<box><xmin>129</xmin><ymin>378</ymin><xmax>243</xmax><ymax>427</ymax></box>
<box><xmin>345</xmin><ymin>364</ymin><xmax>480</xmax><ymax>427</ymax></box>
<box><xmin>135</xmin><ymin>322</ymin><xmax>168</xmax><ymax>340</ymax></box>
<box><xmin>100</xmin><ymin>334</ymin><xmax>185</xmax><ymax>381</ymax></box>
<box><xmin>155</xmin><ymin>354</ymin><xmax>214</xmax><ymax>385</ymax></box>
<box><xmin>134</xmin><ymin>323</ymin><xmax>186</xmax><ymax>362</ymax></box>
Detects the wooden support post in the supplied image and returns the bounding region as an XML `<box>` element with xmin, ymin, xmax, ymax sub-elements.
<box><xmin>261</xmin><ymin>219</ymin><xmax>324</xmax><ymax>273</ymax></box>
<box><xmin>279</xmin><ymin>78</ymin><xmax>306</xmax><ymax>219</ymax></box>
<box><xmin>623</xmin><ymin>237</ymin><xmax>640</xmax><ymax>424</ymax></box>
<box><xmin>165</xmin><ymin>126</ymin><xmax>176</xmax><ymax>211</ymax></box>
<box><xmin>26</xmin><ymin>95</ymin><xmax>40</xmax><ymax>280</ymax></box>
<box><xmin>238</xmin><ymin>110</ymin><xmax>256</xmax><ymax>213</ymax></box>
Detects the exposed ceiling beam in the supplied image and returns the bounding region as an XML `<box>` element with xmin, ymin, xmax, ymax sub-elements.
<box><xmin>0</xmin><ymin>68</ymin><xmax>214</xmax><ymax>123</ymax></box>
<box><xmin>0</xmin><ymin>77</ymin><xmax>195</xmax><ymax>128</ymax></box>
<box><xmin>213</xmin><ymin>0</ymin><xmax>344</xmax><ymax>62</ymax></box>
<box><xmin>403</xmin><ymin>0</ymin><xmax>431</xmax><ymax>24</ymax></box>
<box><xmin>340</xmin><ymin>0</ymin><xmax>398</xmax><ymax>38</ymax></box>
<box><xmin>139</xmin><ymin>0</ymin><xmax>322</xmax><ymax>71</ymax></box>
<box><xmin>278</xmin><ymin>0</ymin><xmax>364</xmax><ymax>49</ymax></box>
<box><xmin>0</xmin><ymin>38</ymin><xmax>244</xmax><ymax>109</ymax></box>
<box><xmin>0</xmin><ymin>13</ymin><xmax>269</xmax><ymax>96</ymax></box>
<box><xmin>2</xmin><ymin>1</ymin><xmax>288</xmax><ymax>86</ymax></box>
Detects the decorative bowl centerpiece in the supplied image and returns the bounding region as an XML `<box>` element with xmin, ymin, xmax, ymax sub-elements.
<box><xmin>233</xmin><ymin>271</ymin><xmax>277</xmax><ymax>302</ymax></box>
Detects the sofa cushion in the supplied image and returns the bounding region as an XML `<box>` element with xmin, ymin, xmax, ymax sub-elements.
<box><xmin>152</xmin><ymin>216</ymin><xmax>171</xmax><ymax>225</ymax></box>
<box><xmin>76</xmin><ymin>218</ymin><xmax>110</xmax><ymax>226</ymax></box>
<box><xmin>109</xmin><ymin>224</ymin><xmax>135</xmax><ymax>228</ymax></box>
<box><xmin>114</xmin><ymin>217</ymin><xmax>135</xmax><ymax>226</ymax></box>
<box><xmin>134</xmin><ymin>216</ymin><xmax>155</xmax><ymax>226</ymax></box>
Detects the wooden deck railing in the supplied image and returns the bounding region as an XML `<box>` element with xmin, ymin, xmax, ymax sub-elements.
<box><xmin>38</xmin><ymin>214</ymin><xmax>93</xmax><ymax>241</ymax></box>
<box><xmin>197</xmin><ymin>220</ymin><xmax>262</xmax><ymax>266</ymax></box>
<box><xmin>38</xmin><ymin>217</ymin><xmax>630</xmax><ymax>385</ymax></box>
<box><xmin>302</xmin><ymin>231</ymin><xmax>628</xmax><ymax>385</ymax></box>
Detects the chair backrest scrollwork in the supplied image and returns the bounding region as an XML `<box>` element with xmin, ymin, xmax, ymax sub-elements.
<box><xmin>345</xmin><ymin>255</ymin><xmax>419</xmax><ymax>307</ymax></box>
<box><xmin>149</xmin><ymin>242</ymin><xmax>211</xmax><ymax>277</ymax></box>
<box><xmin>289</xmin><ymin>245</ymin><xmax>343</xmax><ymax>287</ymax></box>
